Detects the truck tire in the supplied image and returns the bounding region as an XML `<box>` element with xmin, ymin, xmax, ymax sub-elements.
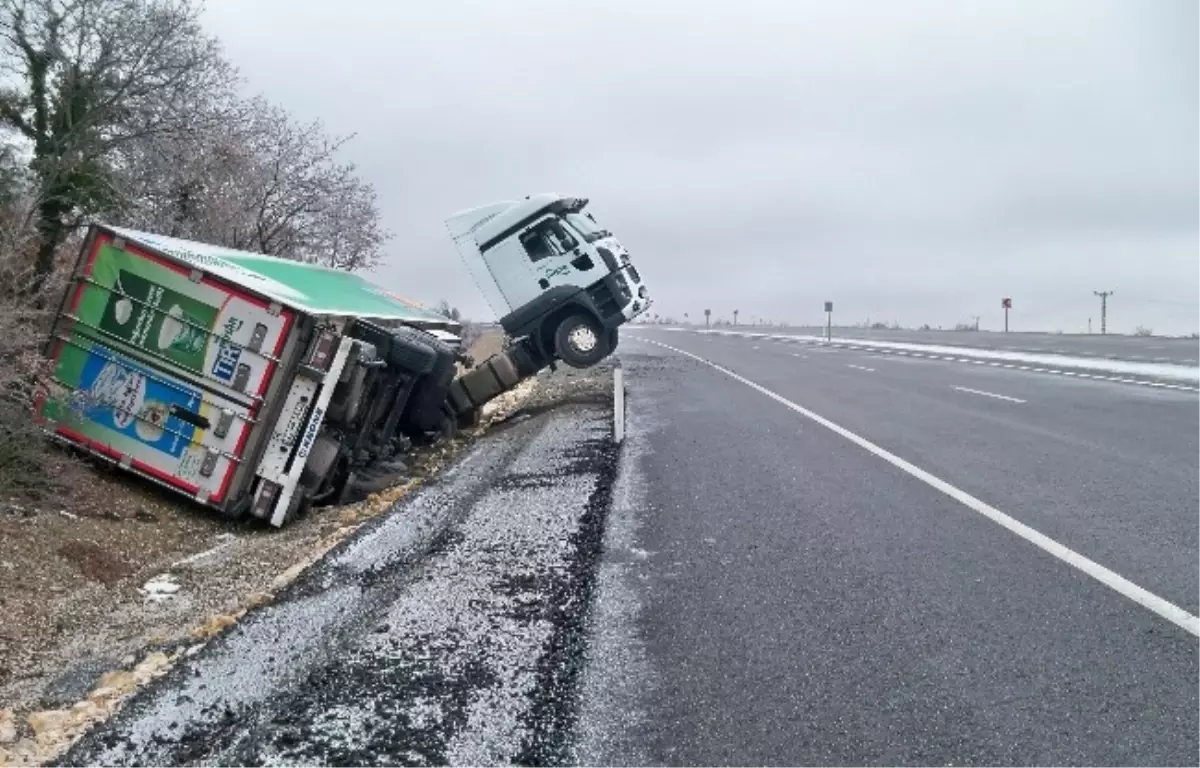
<box><xmin>389</xmin><ymin>327</ymin><xmax>438</xmax><ymax>375</ymax></box>
<box><xmin>606</xmin><ymin>327</ymin><xmax>619</xmax><ymax>354</ymax></box>
<box><xmin>401</xmin><ymin>330</ymin><xmax>458</xmax><ymax>434</ymax></box>
<box><xmin>554</xmin><ymin>313</ymin><xmax>607</xmax><ymax>368</ymax></box>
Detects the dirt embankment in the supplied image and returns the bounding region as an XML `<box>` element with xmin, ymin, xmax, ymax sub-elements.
<box><xmin>0</xmin><ymin>330</ymin><xmax>560</xmax><ymax>766</ymax></box>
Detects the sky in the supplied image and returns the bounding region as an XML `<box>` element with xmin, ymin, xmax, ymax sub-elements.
<box><xmin>200</xmin><ymin>0</ymin><xmax>1198</xmax><ymax>335</ymax></box>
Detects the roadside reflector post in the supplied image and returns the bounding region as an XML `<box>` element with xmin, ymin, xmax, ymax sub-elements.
<box><xmin>613</xmin><ymin>366</ymin><xmax>625</xmax><ymax>444</ymax></box>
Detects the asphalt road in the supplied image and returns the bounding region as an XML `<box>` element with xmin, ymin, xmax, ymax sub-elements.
<box><xmin>658</xmin><ymin>325</ymin><xmax>1200</xmax><ymax>365</ymax></box>
<box><xmin>576</xmin><ymin>328</ymin><xmax>1198</xmax><ymax>766</ymax></box>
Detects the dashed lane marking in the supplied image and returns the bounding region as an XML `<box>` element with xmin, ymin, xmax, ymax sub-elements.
<box><xmin>952</xmin><ymin>386</ymin><xmax>1027</xmax><ymax>404</ymax></box>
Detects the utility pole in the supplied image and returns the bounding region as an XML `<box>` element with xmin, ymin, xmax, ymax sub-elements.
<box><xmin>733</xmin><ymin>309</ymin><xmax>739</xmax><ymax>326</ymax></box>
<box><xmin>1093</xmin><ymin>291</ymin><xmax>1113</xmax><ymax>335</ymax></box>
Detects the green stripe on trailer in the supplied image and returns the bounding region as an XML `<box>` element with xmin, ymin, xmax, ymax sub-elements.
<box><xmin>105</xmin><ymin>226</ymin><xmax>458</xmax><ymax>329</ymax></box>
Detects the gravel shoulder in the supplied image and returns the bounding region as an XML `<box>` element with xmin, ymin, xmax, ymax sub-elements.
<box><xmin>59</xmin><ymin>361</ymin><xmax>618</xmax><ymax>766</ymax></box>
<box><xmin>0</xmin><ymin>332</ymin><xmax>606</xmax><ymax>766</ymax></box>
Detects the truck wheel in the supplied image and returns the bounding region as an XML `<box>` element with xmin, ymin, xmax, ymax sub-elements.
<box><xmin>389</xmin><ymin>327</ymin><xmax>438</xmax><ymax>374</ymax></box>
<box><xmin>605</xmin><ymin>327</ymin><xmax>619</xmax><ymax>354</ymax></box>
<box><xmin>400</xmin><ymin>331</ymin><xmax>458</xmax><ymax>434</ymax></box>
<box><xmin>554</xmin><ymin>314</ymin><xmax>607</xmax><ymax>368</ymax></box>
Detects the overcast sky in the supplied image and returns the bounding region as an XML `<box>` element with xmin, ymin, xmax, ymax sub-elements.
<box><xmin>201</xmin><ymin>0</ymin><xmax>1198</xmax><ymax>334</ymax></box>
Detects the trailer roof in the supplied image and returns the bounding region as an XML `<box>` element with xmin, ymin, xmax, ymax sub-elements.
<box><xmin>104</xmin><ymin>226</ymin><xmax>460</xmax><ymax>330</ymax></box>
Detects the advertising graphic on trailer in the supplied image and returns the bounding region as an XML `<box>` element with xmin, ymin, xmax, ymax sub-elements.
<box><xmin>65</xmin><ymin>240</ymin><xmax>292</xmax><ymax>402</ymax></box>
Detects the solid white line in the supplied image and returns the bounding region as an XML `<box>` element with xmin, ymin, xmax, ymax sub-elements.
<box><xmin>952</xmin><ymin>386</ymin><xmax>1027</xmax><ymax>404</ymax></box>
<box><xmin>640</xmin><ymin>338</ymin><xmax>1200</xmax><ymax>638</ymax></box>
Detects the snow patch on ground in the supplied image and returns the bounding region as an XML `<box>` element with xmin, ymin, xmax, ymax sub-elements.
<box><xmin>693</xmin><ymin>329</ymin><xmax>1200</xmax><ymax>382</ymax></box>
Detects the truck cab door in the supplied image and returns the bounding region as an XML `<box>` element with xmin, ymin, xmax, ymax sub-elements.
<box><xmin>482</xmin><ymin>215</ymin><xmax>599</xmax><ymax>310</ymax></box>
<box><xmin>518</xmin><ymin>217</ymin><xmax>598</xmax><ymax>293</ymax></box>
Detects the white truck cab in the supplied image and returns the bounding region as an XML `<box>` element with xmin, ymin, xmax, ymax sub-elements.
<box><xmin>446</xmin><ymin>193</ymin><xmax>650</xmax><ymax>368</ymax></box>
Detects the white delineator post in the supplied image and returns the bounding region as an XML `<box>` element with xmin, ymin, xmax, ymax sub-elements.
<box><xmin>613</xmin><ymin>366</ymin><xmax>625</xmax><ymax>444</ymax></box>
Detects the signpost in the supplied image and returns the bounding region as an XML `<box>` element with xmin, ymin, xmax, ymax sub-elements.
<box><xmin>1001</xmin><ymin>297</ymin><xmax>1012</xmax><ymax>332</ymax></box>
<box><xmin>704</xmin><ymin>308</ymin><xmax>711</xmax><ymax>328</ymax></box>
<box><xmin>824</xmin><ymin>301</ymin><xmax>833</xmax><ymax>341</ymax></box>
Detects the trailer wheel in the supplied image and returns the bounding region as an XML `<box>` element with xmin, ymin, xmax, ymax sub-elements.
<box><xmin>554</xmin><ymin>313</ymin><xmax>607</xmax><ymax>368</ymax></box>
<box><xmin>389</xmin><ymin>327</ymin><xmax>438</xmax><ymax>374</ymax></box>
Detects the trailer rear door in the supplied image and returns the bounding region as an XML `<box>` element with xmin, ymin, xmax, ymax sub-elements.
<box><xmin>39</xmin><ymin>229</ymin><xmax>298</xmax><ymax>507</ymax></box>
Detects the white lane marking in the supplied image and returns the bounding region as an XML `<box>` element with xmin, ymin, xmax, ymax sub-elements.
<box><xmin>952</xmin><ymin>386</ymin><xmax>1027</xmax><ymax>404</ymax></box>
<box><xmin>847</xmin><ymin>364</ymin><xmax>875</xmax><ymax>372</ymax></box>
<box><xmin>640</xmin><ymin>337</ymin><xmax>1200</xmax><ymax>638</ymax></box>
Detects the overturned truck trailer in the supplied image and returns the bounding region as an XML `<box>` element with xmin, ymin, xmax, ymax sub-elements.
<box><xmin>39</xmin><ymin>226</ymin><xmax>463</xmax><ymax>527</ymax></box>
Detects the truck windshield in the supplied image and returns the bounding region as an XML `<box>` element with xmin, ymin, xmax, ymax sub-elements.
<box><xmin>564</xmin><ymin>212</ymin><xmax>611</xmax><ymax>243</ymax></box>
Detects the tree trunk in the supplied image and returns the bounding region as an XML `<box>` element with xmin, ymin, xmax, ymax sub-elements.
<box><xmin>29</xmin><ymin>196</ymin><xmax>66</xmax><ymax>300</ymax></box>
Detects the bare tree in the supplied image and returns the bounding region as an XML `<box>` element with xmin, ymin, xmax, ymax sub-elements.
<box><xmin>435</xmin><ymin>299</ymin><xmax>461</xmax><ymax>322</ymax></box>
<box><xmin>0</xmin><ymin>0</ymin><xmax>235</xmax><ymax>291</ymax></box>
<box><xmin>118</xmin><ymin>95</ymin><xmax>388</xmax><ymax>270</ymax></box>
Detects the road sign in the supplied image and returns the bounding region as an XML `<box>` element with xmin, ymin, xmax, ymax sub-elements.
<box><xmin>1001</xmin><ymin>297</ymin><xmax>1012</xmax><ymax>309</ymax></box>
<box><xmin>824</xmin><ymin>301</ymin><xmax>833</xmax><ymax>312</ymax></box>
